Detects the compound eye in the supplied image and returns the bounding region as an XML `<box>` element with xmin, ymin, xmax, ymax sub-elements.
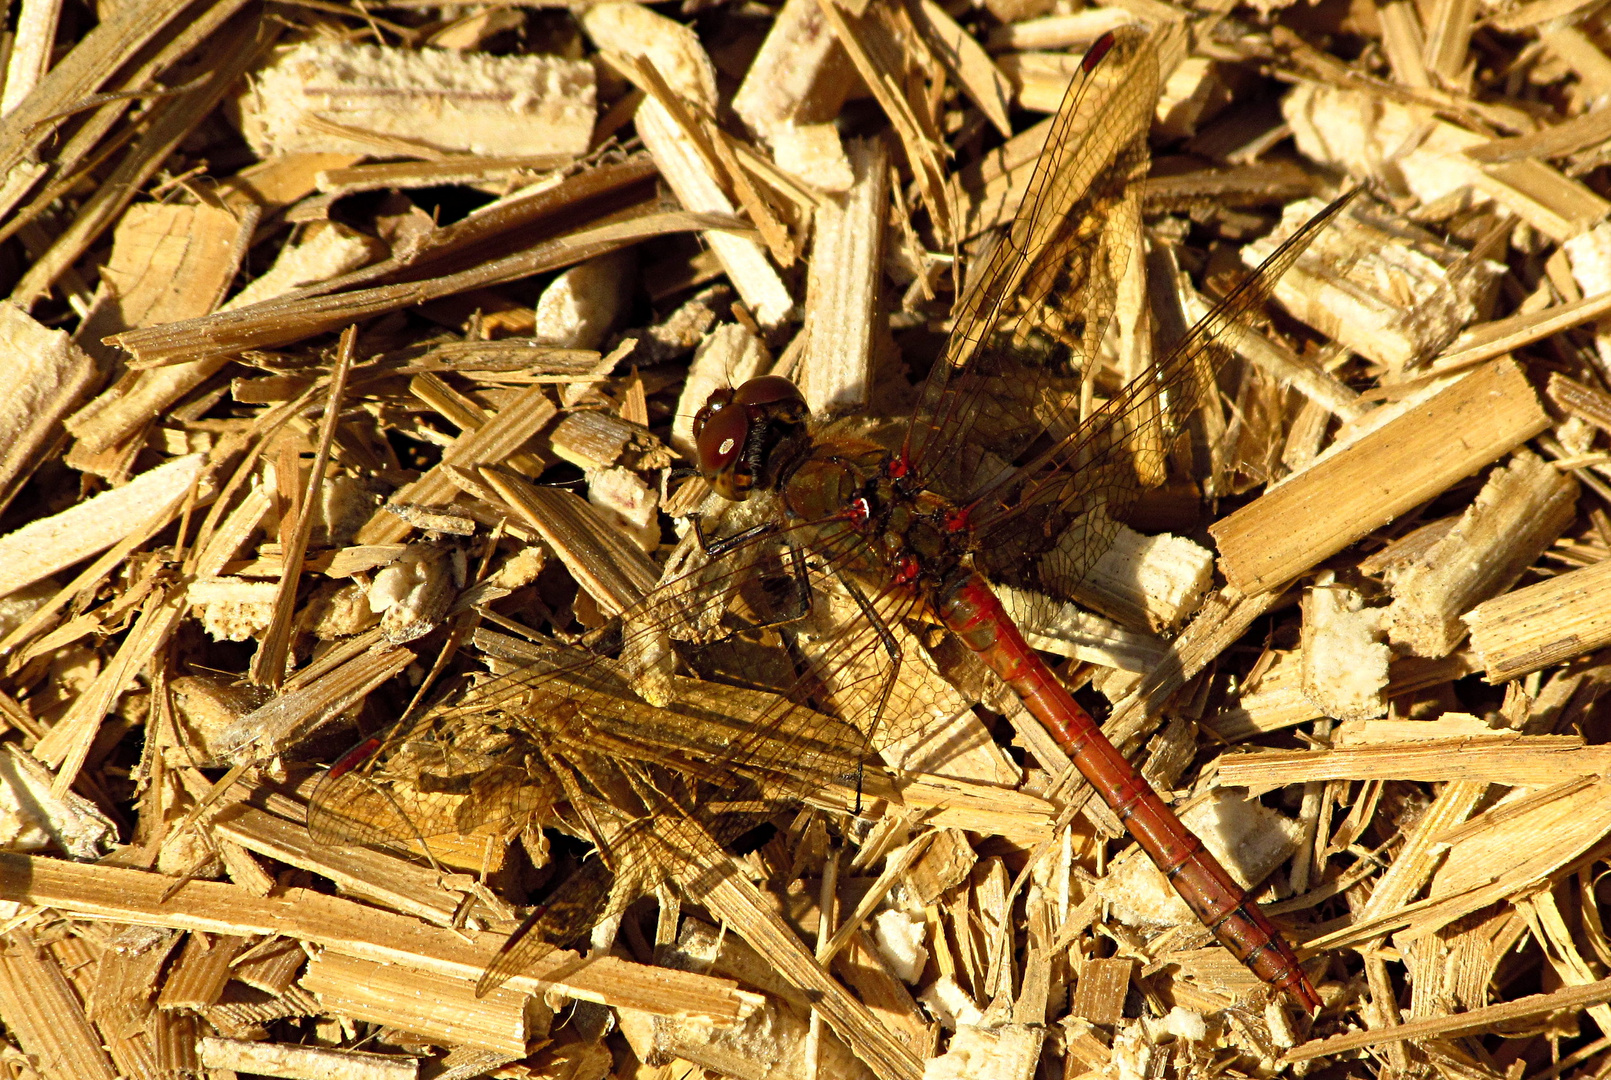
<box><xmin>691</xmin><ymin>386</ymin><xmax>737</xmax><ymax>441</ymax></box>
<box><xmin>732</xmin><ymin>375</ymin><xmax>805</xmax><ymax>409</ymax></box>
<box><xmin>695</xmin><ymin>399</ymin><xmax>751</xmax><ymax>480</ymax></box>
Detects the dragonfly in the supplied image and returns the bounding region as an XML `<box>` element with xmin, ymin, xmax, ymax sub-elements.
<box><xmin>308</xmin><ymin>25</ymin><xmax>1352</xmax><ymax>1015</ymax></box>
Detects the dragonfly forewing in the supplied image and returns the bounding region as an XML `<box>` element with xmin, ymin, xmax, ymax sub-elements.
<box><xmin>905</xmin><ymin>25</ymin><xmax>1157</xmax><ymax>490</ymax></box>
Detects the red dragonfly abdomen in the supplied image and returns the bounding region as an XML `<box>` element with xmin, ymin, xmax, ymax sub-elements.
<box><xmin>936</xmin><ymin>573</ymin><xmax>1321</xmax><ymax>1012</ymax></box>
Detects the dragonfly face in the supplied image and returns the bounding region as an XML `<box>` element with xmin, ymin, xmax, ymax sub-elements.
<box><xmin>692</xmin><ymin>375</ymin><xmax>809</xmax><ymax>499</ymax></box>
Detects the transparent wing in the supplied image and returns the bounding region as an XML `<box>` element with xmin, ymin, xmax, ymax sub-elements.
<box><xmin>902</xmin><ymin>26</ymin><xmax>1157</xmax><ymax>496</ymax></box>
<box><xmin>969</xmin><ymin>190</ymin><xmax>1361</xmax><ymax>601</ymax></box>
<box><xmin>306</xmin><ymin>506</ymin><xmax>963</xmax><ymax>992</ymax></box>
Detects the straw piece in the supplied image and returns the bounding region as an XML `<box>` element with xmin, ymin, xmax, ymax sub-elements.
<box><xmin>657</xmin><ymin>813</ymin><xmax>926</xmax><ymax>1080</ymax></box>
<box><xmin>770</xmin><ymin>125</ymin><xmax>855</xmax><ymax>194</ymax></box>
<box><xmin>547</xmin><ymin>410</ymin><xmax>667</xmax><ymax>471</ymax></box>
<box><xmin>1286</xmin><ymin>977</ymin><xmax>1611</xmax><ymax>1062</ymax></box>
<box><xmin>1549</xmin><ymin>371</ymin><xmax>1611</xmax><ymax>437</ymax></box>
<box><xmin>999</xmin><ymin>50</ymin><xmax>1082</xmax><ymax>113</ymax></box>
<box><xmin>1065</xmin><ymin>524</ymin><xmax>1214</xmax><ymax>634</ymax></box>
<box><xmin>90</xmin><ymin>926</ymin><xmax>179</xmax><ymax>1080</ymax></box>
<box><xmin>626</xmin><ymin>916</ymin><xmax>871</xmax><ymax>1078</ymax></box>
<box><xmin>1465</xmin><ymin>106</ymin><xmax>1611</xmax><ymax>164</ymax></box>
<box><xmin>1214</xmin><ymin>734</ymin><xmax>1611</xmax><ymax>794</ymax></box>
<box><xmin>815</xmin><ymin>0</ymin><xmax>950</xmax><ymax>241</ymax></box>
<box><xmin>354</xmin><ymin>381</ymin><xmax>557</xmax><ymax>546</ymax></box>
<box><xmin>316</xmin><ymin>156</ymin><xmax>566</xmax><ymax>195</ymax></box>
<box><xmin>984</xmin><ymin>10</ymin><xmax>1135</xmax><ymax>51</ymax></box>
<box><xmin>914</xmin><ymin>0</ymin><xmax>1012</xmax><ymax>138</ymax></box>
<box><xmin>232</xmin><ymin>936</ymin><xmax>308</xmax><ymax>995</ymax></box>
<box><xmin>0</xmin><ymin>0</ymin><xmax>218</xmax><ymax>186</ymax></box>
<box><xmin>212</xmin><ymin>804</ymin><xmax>461</xmax><ymax>926</ymax></box>
<box><xmin>1102</xmin><ymin>586</ymin><xmax>1285</xmax><ymax>747</ymax></box>
<box><xmin>480</xmin><ymin>469</ymin><xmax>659</xmax><ymax>613</ymax></box>
<box><xmin>1539</xmin><ymin>26</ymin><xmax>1611</xmax><ymax>104</ymax></box>
<box><xmin>12</xmin><ymin>12</ymin><xmax>272</xmax><ymax>308</ymax></box>
<box><xmin>226</xmin><ymin>222</ymin><xmax>386</xmax><ymax>312</ymax></box>
<box><xmin>998</xmin><ymin>585</ymin><xmax>1169</xmax><ymax>675</ymax></box>
<box><xmin>217</xmin><ymin>639</ymin><xmax>414</xmax><ymax>759</ymax></box>
<box><xmin>33</xmin><ymin>587</ymin><xmax>187</xmax><ymax>796</ymax></box>
<box><xmin>1435</xmin><ymin>288</ymin><xmax>1611</xmax><ymax>372</ymax></box>
<box><xmin>109</xmin><ymin>205</ymin><xmax>718</xmax><ymax>369</ymax></box>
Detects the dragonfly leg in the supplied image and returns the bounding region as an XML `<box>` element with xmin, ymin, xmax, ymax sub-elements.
<box><xmin>691</xmin><ymin>513</ymin><xmax>815</xmax><ymax>634</ymax></box>
<box><xmin>742</xmin><ymin>543</ymin><xmax>814</xmax><ymax>633</ymax></box>
<box><xmin>832</xmin><ymin>572</ymin><xmax>905</xmax><ymax>814</ymax></box>
<box><xmin>836</xmin><ymin>573</ymin><xmax>903</xmax><ymax>726</ymax></box>
<box><xmin>689</xmin><ymin>512</ymin><xmax>775</xmax><ymax>557</ymax></box>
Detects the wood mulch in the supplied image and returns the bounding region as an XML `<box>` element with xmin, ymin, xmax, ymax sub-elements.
<box><xmin>1</xmin><ymin>1</ymin><xmax>1611</xmax><ymax>1078</ymax></box>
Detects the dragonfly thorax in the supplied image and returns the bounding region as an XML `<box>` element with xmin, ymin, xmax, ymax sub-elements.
<box><xmin>834</xmin><ymin>467</ymin><xmax>974</xmax><ymax>594</ymax></box>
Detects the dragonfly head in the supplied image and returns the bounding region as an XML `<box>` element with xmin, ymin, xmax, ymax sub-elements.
<box><xmin>692</xmin><ymin>375</ymin><xmax>809</xmax><ymax>500</ymax></box>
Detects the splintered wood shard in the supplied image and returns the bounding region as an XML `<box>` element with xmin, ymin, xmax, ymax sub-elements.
<box><xmin>0</xmin><ymin>452</ymin><xmax>206</xmax><ymax>599</ymax></box>
<box><xmin>1379</xmin><ymin>450</ymin><xmax>1578</xmax><ymax>658</ymax></box>
<box><xmin>1465</xmin><ymin>557</ymin><xmax>1611</xmax><ymax>681</ymax></box>
<box><xmin>239</xmin><ymin>41</ymin><xmax>595</xmax><ymax>160</ymax></box>
<box><xmin>1210</xmin><ymin>360</ymin><xmax>1551</xmax><ymax>592</ymax></box>
<box><xmin>0</xmin><ymin>302</ymin><xmax>97</xmax><ymax>509</ymax></box>
<box><xmin>0</xmin><ymin>851</ymin><xmax>758</xmax><ymax>1025</ymax></box>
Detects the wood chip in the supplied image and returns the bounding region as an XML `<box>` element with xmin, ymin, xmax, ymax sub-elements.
<box><xmin>1299</xmin><ymin>574</ymin><xmax>1389</xmax><ymax>721</ymax></box>
<box><xmin>11</xmin><ymin>4</ymin><xmax>1611</xmax><ymax>1074</ymax></box>
<box><xmin>732</xmin><ymin>0</ymin><xmax>855</xmax><ymax>138</ymax></box>
<box><xmin>1465</xmin><ymin>554</ymin><xmax>1611</xmax><ymax>681</ymax></box>
<box><xmin>157</xmin><ymin>932</ymin><xmax>249</xmax><ymax>1010</ymax></box>
<box><xmin>240</xmin><ymin>41</ymin><xmax>594</xmax><ymax>160</ymax></box>
<box><xmin>1285</xmin><ymin>80</ymin><xmax>1610</xmax><ymax>242</ymax></box>
<box><xmin>1379</xmin><ymin>450</ymin><xmax>1578</xmax><ymax>657</ymax></box>
<box><xmin>582</xmin><ymin>3</ymin><xmax>793</xmax><ymax>325</ymax></box>
<box><xmin>0</xmin><ymin>929</ymin><xmax>118</xmax><ymax>1080</ymax></box>
<box><xmin>301</xmin><ymin>952</ymin><xmax>534</xmax><ymax>1056</ymax></box>
<box><xmin>0</xmin><ymin>452</ymin><xmax>206</xmax><ymax>599</ymax></box>
<box><xmin>1210</xmin><ymin>360</ymin><xmax>1551</xmax><ymax>592</ymax></box>
<box><xmin>800</xmin><ymin>137</ymin><xmax>889</xmax><ymax>413</ymax></box>
<box><xmin>1242</xmin><ymin>196</ymin><xmax>1501</xmax><ymax>374</ymax></box>
<box><xmin>198</xmin><ymin>1035</ymin><xmax>419</xmax><ymax>1080</ymax></box>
